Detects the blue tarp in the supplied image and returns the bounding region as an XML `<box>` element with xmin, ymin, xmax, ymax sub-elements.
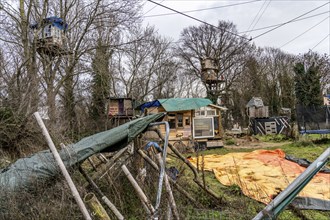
<box><xmin>30</xmin><ymin>16</ymin><xmax>68</xmax><ymax>31</ymax></box>
<box><xmin>299</xmin><ymin>129</ymin><xmax>330</xmax><ymax>134</ymax></box>
<box><xmin>140</xmin><ymin>100</ymin><xmax>162</xmax><ymax>112</ymax></box>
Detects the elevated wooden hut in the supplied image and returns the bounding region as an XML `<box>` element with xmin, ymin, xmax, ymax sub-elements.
<box><xmin>30</xmin><ymin>17</ymin><xmax>69</xmax><ymax>56</ymax></box>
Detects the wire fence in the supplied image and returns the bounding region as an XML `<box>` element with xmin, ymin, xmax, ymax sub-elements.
<box><xmin>296</xmin><ymin>105</ymin><xmax>330</xmax><ymax>132</ymax></box>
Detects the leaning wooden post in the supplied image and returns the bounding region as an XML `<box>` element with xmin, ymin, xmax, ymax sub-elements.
<box><xmin>121</xmin><ymin>164</ymin><xmax>156</xmax><ymax>216</ymax></box>
<box><xmin>79</xmin><ymin>167</ymin><xmax>124</xmax><ymax>220</ymax></box>
<box><xmin>33</xmin><ymin>112</ymin><xmax>92</xmax><ymax>220</ymax></box>
<box><xmin>84</xmin><ymin>193</ymin><xmax>111</xmax><ymax>220</ymax></box>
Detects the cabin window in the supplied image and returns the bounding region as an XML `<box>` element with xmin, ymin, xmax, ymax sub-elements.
<box><xmin>195</xmin><ymin>110</ymin><xmax>205</xmax><ymax>117</ymax></box>
<box><xmin>177</xmin><ymin>113</ymin><xmax>183</xmax><ymax>128</ymax></box>
<box><xmin>193</xmin><ymin>117</ymin><xmax>214</xmax><ymax>138</ymax></box>
<box><xmin>168</xmin><ymin>114</ymin><xmax>176</xmax><ymax>129</ymax></box>
<box><xmin>207</xmin><ymin>110</ymin><xmax>216</xmax><ymax>116</ymax></box>
<box><xmin>44</xmin><ymin>25</ymin><xmax>52</xmax><ymax>38</ymax></box>
<box><xmin>195</xmin><ymin>108</ymin><xmax>217</xmax><ymax>117</ymax></box>
<box><xmin>185</xmin><ymin>116</ymin><xmax>190</xmax><ymax>126</ymax></box>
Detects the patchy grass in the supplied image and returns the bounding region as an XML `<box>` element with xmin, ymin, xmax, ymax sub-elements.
<box><xmin>256</xmin><ymin>134</ymin><xmax>291</xmax><ymax>142</ymax></box>
<box><xmin>168</xmin><ymin>135</ymin><xmax>330</xmax><ymax>220</ymax></box>
<box><xmin>1</xmin><ymin>134</ymin><xmax>328</xmax><ymax>219</ymax></box>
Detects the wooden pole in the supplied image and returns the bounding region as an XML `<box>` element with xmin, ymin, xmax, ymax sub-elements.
<box><xmin>137</xmin><ymin>149</ymin><xmax>202</xmax><ymax>208</ymax></box>
<box><xmin>33</xmin><ymin>112</ymin><xmax>92</xmax><ymax>220</ymax></box>
<box><xmin>92</xmin><ymin>147</ymin><xmax>128</xmax><ymax>181</ymax></box>
<box><xmin>79</xmin><ymin>167</ymin><xmax>124</xmax><ymax>220</ymax></box>
<box><xmin>121</xmin><ymin>164</ymin><xmax>155</xmax><ymax>216</ymax></box>
<box><xmin>84</xmin><ymin>193</ymin><xmax>111</xmax><ymax>220</ymax></box>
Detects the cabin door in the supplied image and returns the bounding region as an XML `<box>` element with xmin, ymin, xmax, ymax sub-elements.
<box><xmin>118</xmin><ymin>99</ymin><xmax>124</xmax><ymax>115</ymax></box>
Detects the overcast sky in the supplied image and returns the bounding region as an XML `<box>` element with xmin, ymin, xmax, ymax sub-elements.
<box><xmin>142</xmin><ymin>0</ymin><xmax>330</xmax><ymax>56</ymax></box>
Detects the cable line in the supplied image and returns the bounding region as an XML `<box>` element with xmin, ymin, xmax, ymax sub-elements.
<box><xmin>146</xmin><ymin>0</ymin><xmax>251</xmax><ymax>41</ymax></box>
<box><xmin>246</xmin><ymin>0</ymin><xmax>270</xmax><ymax>34</ymax></box>
<box><xmin>280</xmin><ymin>16</ymin><xmax>329</xmax><ymax>48</ymax></box>
<box><xmin>144</xmin><ymin>0</ymin><xmax>262</xmax><ymax>18</ymax></box>
<box><xmin>253</xmin><ymin>2</ymin><xmax>330</xmax><ymax>40</ymax></box>
<box><xmin>248</xmin><ymin>0</ymin><xmax>272</xmax><ymax>35</ymax></box>
<box><xmin>143</xmin><ymin>0</ymin><xmax>166</xmax><ymax>16</ymax></box>
<box><xmin>239</xmin><ymin>11</ymin><xmax>329</xmax><ymax>34</ymax></box>
<box><xmin>311</xmin><ymin>34</ymin><xmax>329</xmax><ymax>50</ymax></box>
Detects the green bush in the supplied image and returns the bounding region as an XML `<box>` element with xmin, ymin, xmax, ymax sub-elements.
<box><xmin>225</xmin><ymin>138</ymin><xmax>236</xmax><ymax>145</ymax></box>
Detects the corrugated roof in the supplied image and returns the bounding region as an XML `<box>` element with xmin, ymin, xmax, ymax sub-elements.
<box><xmin>158</xmin><ymin>98</ymin><xmax>212</xmax><ymax>112</ymax></box>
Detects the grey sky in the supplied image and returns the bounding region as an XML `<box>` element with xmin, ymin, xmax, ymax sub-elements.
<box><xmin>143</xmin><ymin>0</ymin><xmax>330</xmax><ymax>55</ymax></box>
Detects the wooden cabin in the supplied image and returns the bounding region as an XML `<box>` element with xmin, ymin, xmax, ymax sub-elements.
<box><xmin>138</xmin><ymin>98</ymin><xmax>225</xmax><ymax>149</ymax></box>
<box><xmin>108</xmin><ymin>98</ymin><xmax>134</xmax><ymax>118</ymax></box>
<box><xmin>246</xmin><ymin>97</ymin><xmax>269</xmax><ymax>118</ymax></box>
<box><xmin>30</xmin><ymin>16</ymin><xmax>69</xmax><ymax>56</ymax></box>
<box><xmin>108</xmin><ymin>98</ymin><xmax>135</xmax><ymax>127</ymax></box>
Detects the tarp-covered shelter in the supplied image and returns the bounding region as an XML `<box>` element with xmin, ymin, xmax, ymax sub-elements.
<box><xmin>249</xmin><ymin>117</ymin><xmax>291</xmax><ymax>135</ymax></box>
<box><xmin>0</xmin><ymin>113</ymin><xmax>164</xmax><ymax>191</ymax></box>
<box><xmin>137</xmin><ymin>98</ymin><xmax>224</xmax><ymax>148</ymax></box>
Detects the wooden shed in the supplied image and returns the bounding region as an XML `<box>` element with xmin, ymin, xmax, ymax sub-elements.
<box><xmin>246</xmin><ymin>97</ymin><xmax>269</xmax><ymax>118</ymax></box>
<box><xmin>108</xmin><ymin>98</ymin><xmax>134</xmax><ymax>118</ymax></box>
<box><xmin>138</xmin><ymin>98</ymin><xmax>225</xmax><ymax>149</ymax></box>
<box><xmin>246</xmin><ymin>97</ymin><xmax>291</xmax><ymax>135</ymax></box>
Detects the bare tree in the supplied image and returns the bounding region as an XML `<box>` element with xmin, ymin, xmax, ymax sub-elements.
<box><xmin>0</xmin><ymin>0</ymin><xmax>143</xmax><ymax>139</ymax></box>
<box><xmin>54</xmin><ymin>0</ymin><xmax>142</xmax><ymax>134</ymax></box>
<box><xmin>231</xmin><ymin>47</ymin><xmax>296</xmax><ymax>125</ymax></box>
<box><xmin>113</xmin><ymin>26</ymin><xmax>176</xmax><ymax>101</ymax></box>
<box><xmin>177</xmin><ymin>21</ymin><xmax>252</xmax><ymax>104</ymax></box>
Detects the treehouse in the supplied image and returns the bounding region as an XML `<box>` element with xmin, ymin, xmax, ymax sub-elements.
<box><xmin>30</xmin><ymin>16</ymin><xmax>69</xmax><ymax>56</ymax></box>
<box><xmin>200</xmin><ymin>58</ymin><xmax>225</xmax><ymax>103</ymax></box>
<box><xmin>107</xmin><ymin>98</ymin><xmax>136</xmax><ymax>126</ymax></box>
<box><xmin>108</xmin><ymin>98</ymin><xmax>134</xmax><ymax>118</ymax></box>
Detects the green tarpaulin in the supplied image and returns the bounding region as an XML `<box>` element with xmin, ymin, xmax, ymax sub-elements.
<box><xmin>0</xmin><ymin>113</ymin><xmax>164</xmax><ymax>191</ymax></box>
<box><xmin>158</xmin><ymin>98</ymin><xmax>212</xmax><ymax>112</ymax></box>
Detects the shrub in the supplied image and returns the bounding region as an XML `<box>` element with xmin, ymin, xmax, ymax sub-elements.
<box><xmin>225</xmin><ymin>138</ymin><xmax>236</xmax><ymax>145</ymax></box>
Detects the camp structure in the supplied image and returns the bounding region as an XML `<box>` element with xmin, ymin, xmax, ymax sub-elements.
<box><xmin>200</xmin><ymin>57</ymin><xmax>226</xmax><ymax>105</ymax></box>
<box><xmin>30</xmin><ymin>16</ymin><xmax>69</xmax><ymax>56</ymax></box>
<box><xmin>107</xmin><ymin>97</ymin><xmax>136</xmax><ymax>126</ymax></box>
<box><xmin>137</xmin><ymin>98</ymin><xmax>225</xmax><ymax>150</ymax></box>
<box><xmin>0</xmin><ymin>113</ymin><xmax>164</xmax><ymax>191</ymax></box>
<box><xmin>247</xmin><ymin>97</ymin><xmax>291</xmax><ymax>135</ymax></box>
